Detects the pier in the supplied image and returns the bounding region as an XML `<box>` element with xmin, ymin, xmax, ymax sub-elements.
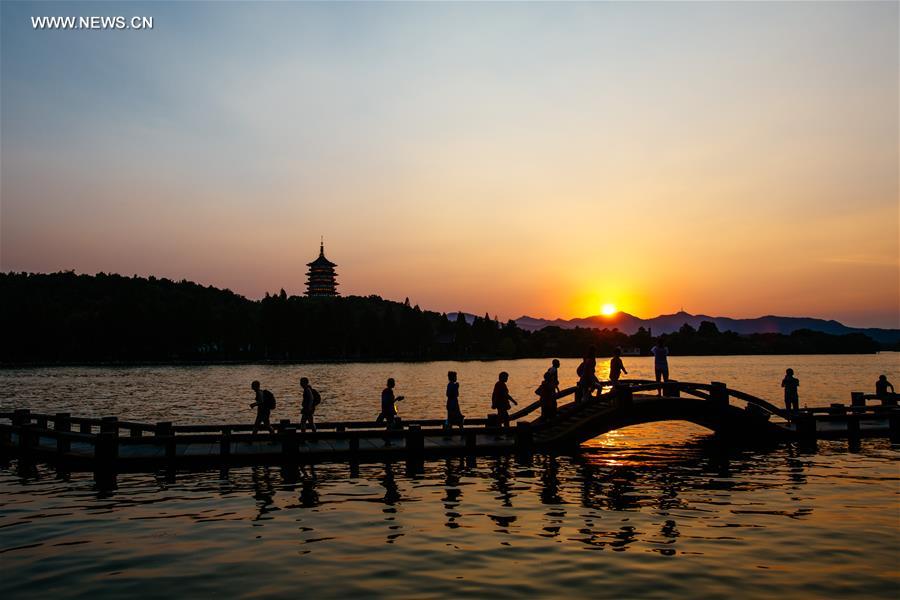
<box><xmin>2</xmin><ymin>380</ymin><xmax>898</xmax><ymax>473</ymax></box>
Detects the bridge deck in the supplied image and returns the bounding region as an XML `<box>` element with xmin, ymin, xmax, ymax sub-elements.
<box><xmin>2</xmin><ymin>382</ymin><xmax>897</xmax><ymax>472</ymax></box>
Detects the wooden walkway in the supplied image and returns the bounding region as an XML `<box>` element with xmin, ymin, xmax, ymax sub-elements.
<box><xmin>1</xmin><ymin>381</ymin><xmax>898</xmax><ymax>472</ymax></box>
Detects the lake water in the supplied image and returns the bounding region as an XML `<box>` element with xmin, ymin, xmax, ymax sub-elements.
<box><xmin>1</xmin><ymin>355</ymin><xmax>899</xmax><ymax>598</ymax></box>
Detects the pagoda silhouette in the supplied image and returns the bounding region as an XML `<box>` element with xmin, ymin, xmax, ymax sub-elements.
<box><xmin>305</xmin><ymin>239</ymin><xmax>339</xmax><ymax>297</ymax></box>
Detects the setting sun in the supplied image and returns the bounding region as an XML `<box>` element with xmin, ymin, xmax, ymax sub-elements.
<box><xmin>601</xmin><ymin>303</ymin><xmax>618</xmax><ymax>316</ymax></box>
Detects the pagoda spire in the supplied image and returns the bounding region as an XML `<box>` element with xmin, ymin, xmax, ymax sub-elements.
<box><xmin>306</xmin><ymin>239</ymin><xmax>339</xmax><ymax>297</ymax></box>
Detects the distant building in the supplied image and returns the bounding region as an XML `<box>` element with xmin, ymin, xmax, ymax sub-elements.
<box><xmin>306</xmin><ymin>240</ymin><xmax>339</xmax><ymax>297</ymax></box>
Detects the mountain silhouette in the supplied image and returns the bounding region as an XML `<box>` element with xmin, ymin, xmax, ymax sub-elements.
<box><xmin>515</xmin><ymin>310</ymin><xmax>900</xmax><ymax>344</ymax></box>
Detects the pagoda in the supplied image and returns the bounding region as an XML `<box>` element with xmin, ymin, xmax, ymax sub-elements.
<box><xmin>305</xmin><ymin>239</ymin><xmax>339</xmax><ymax>297</ymax></box>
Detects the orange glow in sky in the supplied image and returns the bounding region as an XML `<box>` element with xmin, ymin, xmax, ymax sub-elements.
<box><xmin>0</xmin><ymin>2</ymin><xmax>897</xmax><ymax>327</ymax></box>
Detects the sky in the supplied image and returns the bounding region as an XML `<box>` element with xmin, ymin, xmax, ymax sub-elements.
<box><xmin>1</xmin><ymin>1</ymin><xmax>898</xmax><ymax>328</ymax></box>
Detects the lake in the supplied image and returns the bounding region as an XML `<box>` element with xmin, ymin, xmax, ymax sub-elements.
<box><xmin>1</xmin><ymin>355</ymin><xmax>898</xmax><ymax>598</ymax></box>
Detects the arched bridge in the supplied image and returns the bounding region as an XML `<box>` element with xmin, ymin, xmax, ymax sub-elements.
<box><xmin>517</xmin><ymin>380</ymin><xmax>797</xmax><ymax>447</ymax></box>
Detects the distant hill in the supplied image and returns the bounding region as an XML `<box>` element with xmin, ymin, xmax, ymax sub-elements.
<box><xmin>516</xmin><ymin>311</ymin><xmax>900</xmax><ymax>345</ymax></box>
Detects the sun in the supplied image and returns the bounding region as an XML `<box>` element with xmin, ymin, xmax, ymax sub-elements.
<box><xmin>600</xmin><ymin>303</ymin><xmax>618</xmax><ymax>316</ymax></box>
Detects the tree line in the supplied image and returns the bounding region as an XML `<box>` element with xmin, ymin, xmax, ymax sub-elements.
<box><xmin>0</xmin><ymin>272</ymin><xmax>882</xmax><ymax>364</ymax></box>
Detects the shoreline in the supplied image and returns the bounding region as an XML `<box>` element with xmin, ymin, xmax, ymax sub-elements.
<box><xmin>1</xmin><ymin>350</ymin><xmax>894</xmax><ymax>370</ymax></box>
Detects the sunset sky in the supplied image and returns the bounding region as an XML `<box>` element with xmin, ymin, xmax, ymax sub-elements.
<box><xmin>1</xmin><ymin>1</ymin><xmax>897</xmax><ymax>327</ymax></box>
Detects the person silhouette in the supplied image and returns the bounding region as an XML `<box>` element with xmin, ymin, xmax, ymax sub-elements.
<box><xmin>299</xmin><ymin>377</ymin><xmax>318</xmax><ymax>433</ymax></box>
<box><xmin>781</xmin><ymin>368</ymin><xmax>800</xmax><ymax>413</ymax></box>
<box><xmin>545</xmin><ymin>359</ymin><xmax>561</xmax><ymax>394</ymax></box>
<box><xmin>650</xmin><ymin>338</ymin><xmax>669</xmax><ymax>396</ymax></box>
<box><xmin>536</xmin><ymin>371</ymin><xmax>557</xmax><ymax>421</ymax></box>
<box><xmin>446</xmin><ymin>371</ymin><xmax>465</xmax><ymax>431</ymax></box>
<box><xmin>875</xmin><ymin>375</ymin><xmax>895</xmax><ymax>399</ymax></box>
<box><xmin>576</xmin><ymin>346</ymin><xmax>598</xmax><ymax>403</ymax></box>
<box><xmin>377</xmin><ymin>378</ymin><xmax>404</xmax><ymax>428</ymax></box>
<box><xmin>249</xmin><ymin>380</ymin><xmax>275</xmax><ymax>436</ymax></box>
<box><xmin>491</xmin><ymin>372</ymin><xmax>518</xmax><ymax>428</ymax></box>
<box><xmin>609</xmin><ymin>347</ymin><xmax>628</xmax><ymax>382</ymax></box>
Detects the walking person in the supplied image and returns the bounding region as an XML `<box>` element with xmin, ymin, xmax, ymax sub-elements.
<box><xmin>781</xmin><ymin>368</ymin><xmax>800</xmax><ymax>413</ymax></box>
<box><xmin>576</xmin><ymin>347</ymin><xmax>598</xmax><ymax>402</ymax></box>
<box><xmin>445</xmin><ymin>371</ymin><xmax>465</xmax><ymax>431</ymax></box>
<box><xmin>491</xmin><ymin>371</ymin><xmax>518</xmax><ymax>428</ymax></box>
<box><xmin>249</xmin><ymin>380</ymin><xmax>276</xmax><ymax>436</ymax></box>
<box><xmin>545</xmin><ymin>359</ymin><xmax>561</xmax><ymax>394</ymax></box>
<box><xmin>609</xmin><ymin>347</ymin><xmax>628</xmax><ymax>383</ymax></box>
<box><xmin>650</xmin><ymin>338</ymin><xmax>669</xmax><ymax>396</ymax></box>
<box><xmin>376</xmin><ymin>378</ymin><xmax>404</xmax><ymax>427</ymax></box>
<box><xmin>299</xmin><ymin>377</ymin><xmax>319</xmax><ymax>433</ymax></box>
<box><xmin>536</xmin><ymin>371</ymin><xmax>557</xmax><ymax>421</ymax></box>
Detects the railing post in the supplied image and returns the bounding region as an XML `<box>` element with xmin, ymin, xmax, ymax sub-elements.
<box><xmin>615</xmin><ymin>386</ymin><xmax>633</xmax><ymax>408</ymax></box>
<box><xmin>55</xmin><ymin>412</ymin><xmax>71</xmax><ymax>455</ymax></box>
<box><xmin>80</xmin><ymin>422</ymin><xmax>92</xmax><ymax>434</ymax></box>
<box><xmin>846</xmin><ymin>414</ymin><xmax>860</xmax><ymax>440</ymax></box>
<box><xmin>11</xmin><ymin>409</ymin><xmax>29</xmax><ymax>427</ymax></box>
<box><xmin>156</xmin><ymin>422</ymin><xmax>175</xmax><ymax>461</ymax></box>
<box><xmin>796</xmin><ymin>412</ymin><xmax>817</xmax><ymax>441</ymax></box>
<box><xmin>282</xmin><ymin>426</ymin><xmax>298</xmax><ymax>459</ymax></box>
<box><xmin>96</xmin><ymin>417</ymin><xmax>119</xmax><ymax>465</ymax></box>
<box><xmin>889</xmin><ymin>412</ymin><xmax>900</xmax><ymax>443</ymax></box>
<box><xmin>35</xmin><ymin>415</ymin><xmax>48</xmax><ymax>430</ymax></box>
<box><xmin>12</xmin><ymin>409</ymin><xmax>31</xmax><ymax>454</ymax></box>
<box><xmin>406</xmin><ymin>424</ymin><xmax>424</xmax><ymax>456</ymax></box>
<box><xmin>465</xmin><ymin>430</ymin><xmax>477</xmax><ymax>453</ymax></box>
<box><xmin>662</xmin><ymin>381</ymin><xmax>680</xmax><ymax>398</ymax></box>
<box><xmin>515</xmin><ymin>421</ymin><xmax>533</xmax><ymax>450</ymax></box>
<box><xmin>130</xmin><ymin>426</ymin><xmax>142</xmax><ymax>438</ymax></box>
<box><xmin>486</xmin><ymin>414</ymin><xmax>499</xmax><ymax>428</ymax></box>
<box><xmin>18</xmin><ymin>423</ymin><xmax>33</xmax><ymax>455</ymax></box>
<box><xmin>829</xmin><ymin>403</ymin><xmax>847</xmax><ymax>416</ymax></box>
<box><xmin>710</xmin><ymin>382</ymin><xmax>728</xmax><ymax>408</ymax></box>
<box><xmin>850</xmin><ymin>392</ymin><xmax>866</xmax><ymax>411</ymax></box>
<box><xmin>349</xmin><ymin>434</ymin><xmax>360</xmax><ymax>456</ymax></box>
<box><xmin>220</xmin><ymin>426</ymin><xmax>232</xmax><ymax>458</ymax></box>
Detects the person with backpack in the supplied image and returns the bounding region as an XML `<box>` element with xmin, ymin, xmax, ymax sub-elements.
<box><xmin>250</xmin><ymin>380</ymin><xmax>276</xmax><ymax>436</ymax></box>
<box><xmin>299</xmin><ymin>377</ymin><xmax>320</xmax><ymax>433</ymax></box>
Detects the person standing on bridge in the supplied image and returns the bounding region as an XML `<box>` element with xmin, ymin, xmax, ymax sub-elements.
<box><xmin>377</xmin><ymin>378</ymin><xmax>404</xmax><ymax>428</ymax></box>
<box><xmin>446</xmin><ymin>371</ymin><xmax>465</xmax><ymax>431</ymax></box>
<box><xmin>650</xmin><ymin>339</ymin><xmax>669</xmax><ymax>396</ymax></box>
<box><xmin>299</xmin><ymin>377</ymin><xmax>319</xmax><ymax>433</ymax></box>
<box><xmin>249</xmin><ymin>380</ymin><xmax>276</xmax><ymax>436</ymax></box>
<box><xmin>576</xmin><ymin>347</ymin><xmax>598</xmax><ymax>403</ymax></box>
<box><xmin>781</xmin><ymin>368</ymin><xmax>800</xmax><ymax>413</ymax></box>
<box><xmin>545</xmin><ymin>359</ymin><xmax>561</xmax><ymax>394</ymax></box>
<box><xmin>492</xmin><ymin>371</ymin><xmax>518</xmax><ymax>428</ymax></box>
<box><xmin>536</xmin><ymin>371</ymin><xmax>557</xmax><ymax>420</ymax></box>
<box><xmin>609</xmin><ymin>347</ymin><xmax>628</xmax><ymax>383</ymax></box>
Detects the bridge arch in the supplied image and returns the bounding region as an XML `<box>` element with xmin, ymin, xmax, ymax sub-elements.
<box><xmin>529</xmin><ymin>381</ymin><xmax>790</xmax><ymax>447</ymax></box>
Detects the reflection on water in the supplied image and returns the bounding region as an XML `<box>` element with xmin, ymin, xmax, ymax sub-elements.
<box><xmin>1</xmin><ymin>427</ymin><xmax>898</xmax><ymax>599</ymax></box>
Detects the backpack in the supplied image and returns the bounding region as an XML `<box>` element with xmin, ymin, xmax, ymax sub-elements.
<box><xmin>262</xmin><ymin>389</ymin><xmax>276</xmax><ymax>410</ymax></box>
<box><xmin>311</xmin><ymin>388</ymin><xmax>322</xmax><ymax>406</ymax></box>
